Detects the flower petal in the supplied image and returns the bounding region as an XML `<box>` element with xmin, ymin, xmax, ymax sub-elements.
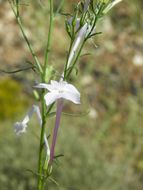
<box><xmin>50</xmin><ymin>80</ymin><xmax>59</xmax><ymax>87</ymax></box>
<box><xmin>61</xmin><ymin>90</ymin><xmax>80</xmax><ymax>104</ymax></box>
<box><xmin>44</xmin><ymin>92</ymin><xmax>59</xmax><ymax>106</ymax></box>
<box><xmin>61</xmin><ymin>85</ymin><xmax>80</xmax><ymax>104</ymax></box>
<box><xmin>34</xmin><ymin>83</ymin><xmax>57</xmax><ymax>92</ymax></box>
<box><xmin>64</xmin><ymin>83</ymin><xmax>80</xmax><ymax>96</ymax></box>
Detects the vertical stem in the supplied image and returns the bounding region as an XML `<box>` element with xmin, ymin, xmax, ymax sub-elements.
<box><xmin>49</xmin><ymin>99</ymin><xmax>63</xmax><ymax>164</ymax></box>
<box><xmin>63</xmin><ymin>40</ymin><xmax>74</xmax><ymax>79</ymax></box>
<box><xmin>37</xmin><ymin>93</ymin><xmax>46</xmax><ymax>190</ymax></box>
<box><xmin>37</xmin><ymin>0</ymin><xmax>54</xmax><ymax>189</ymax></box>
<box><xmin>43</xmin><ymin>0</ymin><xmax>54</xmax><ymax>79</ymax></box>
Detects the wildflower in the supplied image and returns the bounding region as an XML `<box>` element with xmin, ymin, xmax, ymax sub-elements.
<box><xmin>14</xmin><ymin>121</ymin><xmax>28</xmax><ymax>135</ymax></box>
<box><xmin>14</xmin><ymin>105</ymin><xmax>50</xmax><ymax>157</ymax></box>
<box><xmin>35</xmin><ymin>80</ymin><xmax>80</xmax><ymax>164</ymax></box>
<box><xmin>14</xmin><ymin>107</ymin><xmax>34</xmax><ymax>135</ymax></box>
<box><xmin>35</xmin><ymin>80</ymin><xmax>80</xmax><ymax>106</ymax></box>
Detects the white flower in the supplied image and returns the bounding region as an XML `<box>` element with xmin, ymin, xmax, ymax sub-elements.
<box><xmin>13</xmin><ymin>105</ymin><xmax>50</xmax><ymax>157</ymax></box>
<box><xmin>14</xmin><ymin>113</ymin><xmax>30</xmax><ymax>135</ymax></box>
<box><xmin>35</xmin><ymin>80</ymin><xmax>80</xmax><ymax>106</ymax></box>
<box><xmin>14</xmin><ymin>122</ymin><xmax>28</xmax><ymax>135</ymax></box>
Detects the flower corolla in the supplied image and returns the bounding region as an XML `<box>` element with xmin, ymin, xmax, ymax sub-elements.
<box><xmin>35</xmin><ymin>80</ymin><xmax>80</xmax><ymax>106</ymax></box>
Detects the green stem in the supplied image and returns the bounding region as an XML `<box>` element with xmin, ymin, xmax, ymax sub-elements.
<box><xmin>87</xmin><ymin>2</ymin><xmax>105</xmax><ymax>38</ymax></box>
<box><xmin>55</xmin><ymin>0</ymin><xmax>65</xmax><ymax>15</ymax></box>
<box><xmin>9</xmin><ymin>2</ymin><xmax>43</xmax><ymax>73</ymax></box>
<box><xmin>37</xmin><ymin>93</ymin><xmax>46</xmax><ymax>190</ymax></box>
<box><xmin>63</xmin><ymin>39</ymin><xmax>74</xmax><ymax>78</ymax></box>
<box><xmin>43</xmin><ymin>0</ymin><xmax>54</xmax><ymax>79</ymax></box>
<box><xmin>37</xmin><ymin>0</ymin><xmax>54</xmax><ymax>189</ymax></box>
<box><xmin>17</xmin><ymin>17</ymin><xmax>43</xmax><ymax>73</ymax></box>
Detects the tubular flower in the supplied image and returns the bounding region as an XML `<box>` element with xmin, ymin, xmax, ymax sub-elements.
<box><xmin>35</xmin><ymin>80</ymin><xmax>80</xmax><ymax>164</ymax></box>
<box><xmin>35</xmin><ymin>80</ymin><xmax>80</xmax><ymax>106</ymax></box>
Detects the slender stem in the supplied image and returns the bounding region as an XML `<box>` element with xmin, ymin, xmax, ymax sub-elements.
<box><xmin>37</xmin><ymin>0</ymin><xmax>54</xmax><ymax>189</ymax></box>
<box><xmin>9</xmin><ymin>2</ymin><xmax>43</xmax><ymax>73</ymax></box>
<box><xmin>37</xmin><ymin>92</ymin><xmax>46</xmax><ymax>190</ymax></box>
<box><xmin>63</xmin><ymin>40</ymin><xmax>74</xmax><ymax>78</ymax></box>
<box><xmin>87</xmin><ymin>2</ymin><xmax>105</xmax><ymax>38</ymax></box>
<box><xmin>43</xmin><ymin>0</ymin><xmax>54</xmax><ymax>79</ymax></box>
<box><xmin>17</xmin><ymin>16</ymin><xmax>43</xmax><ymax>73</ymax></box>
<box><xmin>55</xmin><ymin>0</ymin><xmax>65</xmax><ymax>15</ymax></box>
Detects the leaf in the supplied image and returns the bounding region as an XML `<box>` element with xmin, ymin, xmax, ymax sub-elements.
<box><xmin>47</xmin><ymin>112</ymin><xmax>56</xmax><ymax>118</ymax></box>
<box><xmin>0</xmin><ymin>66</ymin><xmax>35</xmax><ymax>74</ymax></box>
<box><xmin>48</xmin><ymin>177</ymin><xmax>59</xmax><ymax>186</ymax></box>
<box><xmin>62</xmin><ymin>109</ymin><xmax>90</xmax><ymax>117</ymax></box>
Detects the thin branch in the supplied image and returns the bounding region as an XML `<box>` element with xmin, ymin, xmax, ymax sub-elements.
<box><xmin>0</xmin><ymin>66</ymin><xmax>35</xmax><ymax>74</ymax></box>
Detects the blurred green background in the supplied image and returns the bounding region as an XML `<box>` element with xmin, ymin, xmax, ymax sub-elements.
<box><xmin>0</xmin><ymin>0</ymin><xmax>143</xmax><ymax>189</ymax></box>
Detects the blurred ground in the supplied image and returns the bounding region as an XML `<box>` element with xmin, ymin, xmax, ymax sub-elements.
<box><xmin>0</xmin><ymin>0</ymin><xmax>143</xmax><ymax>190</ymax></box>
